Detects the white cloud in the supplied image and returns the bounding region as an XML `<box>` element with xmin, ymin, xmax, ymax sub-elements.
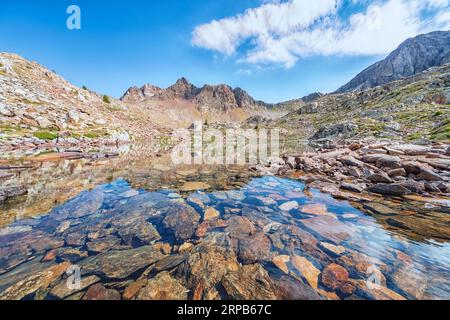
<box><xmin>191</xmin><ymin>0</ymin><xmax>450</xmax><ymax>68</ymax></box>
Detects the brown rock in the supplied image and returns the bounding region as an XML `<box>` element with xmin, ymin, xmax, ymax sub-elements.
<box><xmin>300</xmin><ymin>203</ymin><xmax>335</xmax><ymax>217</ymax></box>
<box><xmin>83</xmin><ymin>283</ymin><xmax>121</xmax><ymax>300</ymax></box>
<box><xmin>123</xmin><ymin>279</ymin><xmax>147</xmax><ymax>300</ymax></box>
<box><xmin>86</xmin><ymin>236</ymin><xmax>120</xmax><ymax>253</ymax></box>
<box><xmin>387</xmin><ymin>168</ymin><xmax>407</xmax><ymax>178</ymax></box>
<box><xmin>417</xmin><ymin>168</ymin><xmax>443</xmax><ymax>182</ymax></box>
<box><xmin>319</xmin><ymin>242</ymin><xmax>347</xmax><ymax>256</ymax></box>
<box><xmin>348</xmin><ymin>143</ymin><xmax>363</xmax><ymax>151</ymax></box>
<box><xmin>221</xmin><ymin>264</ymin><xmax>278</xmax><ymax>300</ymax></box>
<box><xmin>204</xmin><ymin>207</ymin><xmax>220</xmax><ymax>221</ymax></box>
<box><xmin>79</xmin><ymin>246</ymin><xmax>164</xmax><ymax>279</ymax></box>
<box><xmin>300</xmin><ymin>216</ymin><xmax>353</xmax><ymax>244</ymax></box>
<box><xmin>363</xmin><ymin>202</ymin><xmax>398</xmax><ymax>216</ymax></box>
<box><xmin>137</xmin><ymin>272</ymin><xmax>188</xmax><ymax>300</ymax></box>
<box><xmin>367</xmin><ymin>183</ymin><xmax>410</xmax><ymax>196</ymax></box>
<box><xmin>340</xmin><ymin>182</ymin><xmax>363</xmax><ymax>193</ymax></box>
<box><xmin>0</xmin><ymin>262</ymin><xmax>70</xmax><ymax>300</ymax></box>
<box><xmin>368</xmin><ymin>172</ymin><xmax>393</xmax><ymax>183</ymax></box>
<box><xmin>321</xmin><ymin>263</ymin><xmax>349</xmax><ymax>291</ymax></box>
<box><xmin>50</xmin><ymin>275</ymin><xmax>100</xmax><ymax>299</ymax></box>
<box><xmin>291</xmin><ymin>256</ymin><xmax>320</xmax><ymax>290</ymax></box>
<box><xmin>180</xmin><ymin>182</ymin><xmax>210</xmax><ymax>192</ymax></box>
<box><xmin>162</xmin><ymin>203</ymin><xmax>201</xmax><ymax>241</ymax></box>
<box><xmin>350</xmin><ymin>280</ymin><xmax>406</xmax><ymax>300</ymax></box>
<box><xmin>238</xmin><ymin>232</ymin><xmax>272</xmax><ymax>264</ymax></box>
<box><xmin>273</xmin><ymin>255</ymin><xmax>290</xmax><ymax>274</ymax></box>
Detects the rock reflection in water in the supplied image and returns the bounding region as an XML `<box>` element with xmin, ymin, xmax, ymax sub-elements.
<box><xmin>1</xmin><ymin>171</ymin><xmax>450</xmax><ymax>300</ymax></box>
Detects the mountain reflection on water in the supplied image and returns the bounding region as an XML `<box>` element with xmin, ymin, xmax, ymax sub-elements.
<box><xmin>0</xmin><ymin>147</ymin><xmax>449</xmax><ymax>300</ymax></box>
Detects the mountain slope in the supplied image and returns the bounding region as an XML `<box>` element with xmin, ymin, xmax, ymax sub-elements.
<box><xmin>268</xmin><ymin>64</ymin><xmax>450</xmax><ymax>150</ymax></box>
<box><xmin>0</xmin><ymin>53</ymin><xmax>162</xmax><ymax>150</ymax></box>
<box><xmin>337</xmin><ymin>31</ymin><xmax>450</xmax><ymax>93</ymax></box>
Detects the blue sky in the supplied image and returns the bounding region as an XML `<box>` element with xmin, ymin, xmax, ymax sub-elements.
<box><xmin>0</xmin><ymin>0</ymin><xmax>448</xmax><ymax>103</ymax></box>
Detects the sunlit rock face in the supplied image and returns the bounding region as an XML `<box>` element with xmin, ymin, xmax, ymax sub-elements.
<box><xmin>337</xmin><ymin>31</ymin><xmax>450</xmax><ymax>93</ymax></box>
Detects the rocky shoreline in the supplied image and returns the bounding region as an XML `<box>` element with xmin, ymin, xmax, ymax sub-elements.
<box><xmin>261</xmin><ymin>141</ymin><xmax>450</xmax><ymax>202</ymax></box>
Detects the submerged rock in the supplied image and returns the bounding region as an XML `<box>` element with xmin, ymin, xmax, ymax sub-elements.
<box><xmin>0</xmin><ymin>262</ymin><xmax>70</xmax><ymax>300</ymax></box>
<box><xmin>291</xmin><ymin>255</ymin><xmax>321</xmax><ymax>290</ymax></box>
<box><xmin>363</xmin><ymin>202</ymin><xmax>398</xmax><ymax>216</ymax></box>
<box><xmin>54</xmin><ymin>188</ymin><xmax>104</xmax><ymax>219</ymax></box>
<box><xmin>321</xmin><ymin>263</ymin><xmax>353</xmax><ymax>295</ymax></box>
<box><xmin>237</xmin><ymin>232</ymin><xmax>272</xmax><ymax>264</ymax></box>
<box><xmin>162</xmin><ymin>203</ymin><xmax>200</xmax><ymax>241</ymax></box>
<box><xmin>180</xmin><ymin>182</ymin><xmax>211</xmax><ymax>192</ymax></box>
<box><xmin>80</xmin><ymin>246</ymin><xmax>164</xmax><ymax>279</ymax></box>
<box><xmin>137</xmin><ymin>272</ymin><xmax>188</xmax><ymax>300</ymax></box>
<box><xmin>50</xmin><ymin>275</ymin><xmax>100</xmax><ymax>299</ymax></box>
<box><xmin>86</xmin><ymin>236</ymin><xmax>121</xmax><ymax>253</ymax></box>
<box><xmin>221</xmin><ymin>264</ymin><xmax>278</xmax><ymax>300</ymax></box>
<box><xmin>82</xmin><ymin>283</ymin><xmax>121</xmax><ymax>300</ymax></box>
<box><xmin>300</xmin><ymin>216</ymin><xmax>353</xmax><ymax>244</ymax></box>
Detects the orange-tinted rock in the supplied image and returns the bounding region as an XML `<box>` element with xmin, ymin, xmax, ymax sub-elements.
<box><xmin>123</xmin><ymin>279</ymin><xmax>147</xmax><ymax>300</ymax></box>
<box><xmin>272</xmin><ymin>255</ymin><xmax>290</xmax><ymax>274</ymax></box>
<box><xmin>291</xmin><ymin>256</ymin><xmax>320</xmax><ymax>290</ymax></box>
<box><xmin>83</xmin><ymin>283</ymin><xmax>121</xmax><ymax>300</ymax></box>
<box><xmin>321</xmin><ymin>263</ymin><xmax>349</xmax><ymax>291</ymax></box>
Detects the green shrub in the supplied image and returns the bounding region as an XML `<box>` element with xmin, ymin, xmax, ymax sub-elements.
<box><xmin>34</xmin><ymin>131</ymin><xmax>58</xmax><ymax>140</ymax></box>
<box><xmin>82</xmin><ymin>85</ymin><xmax>88</xmax><ymax>90</ymax></box>
<box><xmin>103</xmin><ymin>95</ymin><xmax>111</xmax><ymax>104</ymax></box>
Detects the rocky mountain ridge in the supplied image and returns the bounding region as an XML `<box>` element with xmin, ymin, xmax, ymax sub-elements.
<box><xmin>121</xmin><ymin>77</ymin><xmax>272</xmax><ymax>112</ymax></box>
<box><xmin>337</xmin><ymin>31</ymin><xmax>450</xmax><ymax>93</ymax></box>
<box><xmin>0</xmin><ymin>53</ymin><xmax>164</xmax><ymax>152</ymax></box>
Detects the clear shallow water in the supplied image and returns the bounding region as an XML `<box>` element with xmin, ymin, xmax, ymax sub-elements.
<box><xmin>1</xmin><ymin>161</ymin><xmax>450</xmax><ymax>300</ymax></box>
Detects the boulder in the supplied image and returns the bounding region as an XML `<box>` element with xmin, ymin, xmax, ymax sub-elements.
<box><xmin>367</xmin><ymin>183</ymin><xmax>410</xmax><ymax>196</ymax></box>
<box><xmin>417</xmin><ymin>168</ymin><xmax>444</xmax><ymax>182</ymax></box>
<box><xmin>368</xmin><ymin>172</ymin><xmax>393</xmax><ymax>183</ymax></box>
<box><xmin>387</xmin><ymin>168</ymin><xmax>407</xmax><ymax>178</ymax></box>
<box><xmin>341</xmin><ymin>182</ymin><xmax>363</xmax><ymax>193</ymax></box>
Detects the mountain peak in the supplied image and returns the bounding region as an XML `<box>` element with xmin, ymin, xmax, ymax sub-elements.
<box><xmin>336</xmin><ymin>30</ymin><xmax>450</xmax><ymax>93</ymax></box>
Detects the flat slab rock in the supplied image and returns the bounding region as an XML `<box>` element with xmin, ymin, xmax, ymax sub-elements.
<box><xmin>300</xmin><ymin>216</ymin><xmax>354</xmax><ymax>245</ymax></box>
<box><xmin>79</xmin><ymin>246</ymin><xmax>165</xmax><ymax>280</ymax></box>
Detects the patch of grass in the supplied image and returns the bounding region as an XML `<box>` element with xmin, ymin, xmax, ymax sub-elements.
<box><xmin>0</xmin><ymin>69</ymin><xmax>7</xmax><ymax>76</ymax></box>
<box><xmin>430</xmin><ymin>120</ymin><xmax>450</xmax><ymax>141</ymax></box>
<box><xmin>406</xmin><ymin>132</ymin><xmax>423</xmax><ymax>141</ymax></box>
<box><xmin>0</xmin><ymin>125</ymin><xmax>22</xmax><ymax>133</ymax></box>
<box><xmin>83</xmin><ymin>130</ymin><xmax>108</xmax><ymax>139</ymax></box>
<box><xmin>33</xmin><ymin>131</ymin><xmax>58</xmax><ymax>140</ymax></box>
<box><xmin>21</xmin><ymin>98</ymin><xmax>41</xmax><ymax>106</ymax></box>
<box><xmin>107</xmin><ymin>105</ymin><xmax>122</xmax><ymax>112</ymax></box>
<box><xmin>103</xmin><ymin>95</ymin><xmax>111</xmax><ymax>104</ymax></box>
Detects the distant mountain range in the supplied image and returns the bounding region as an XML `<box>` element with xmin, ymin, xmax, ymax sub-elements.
<box><xmin>337</xmin><ymin>30</ymin><xmax>450</xmax><ymax>93</ymax></box>
<box><xmin>121</xmin><ymin>77</ymin><xmax>272</xmax><ymax>112</ymax></box>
